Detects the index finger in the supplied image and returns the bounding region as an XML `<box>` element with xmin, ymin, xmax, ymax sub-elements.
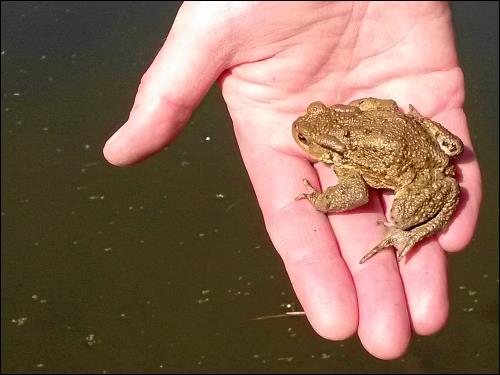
<box><xmin>240</xmin><ymin>142</ymin><xmax>359</xmax><ymax>340</ymax></box>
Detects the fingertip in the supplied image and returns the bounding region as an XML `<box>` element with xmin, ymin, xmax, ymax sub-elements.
<box><xmin>438</xmin><ymin>228</ymin><xmax>475</xmax><ymax>253</ymax></box>
<box><xmin>357</xmin><ymin>296</ymin><xmax>412</xmax><ymax>360</ymax></box>
<box><xmin>102</xmin><ymin>128</ymin><xmax>143</xmax><ymax>166</ymax></box>
<box><xmin>306</xmin><ymin>298</ymin><xmax>358</xmax><ymax>341</ymax></box>
<box><xmin>399</xmin><ymin>243</ymin><xmax>449</xmax><ymax>336</ymax></box>
<box><xmin>360</xmin><ymin>332</ymin><xmax>410</xmax><ymax>360</ymax></box>
<box><xmin>355</xmin><ymin>261</ymin><xmax>412</xmax><ymax>361</ymax></box>
<box><xmin>411</xmin><ymin>299</ymin><xmax>449</xmax><ymax>336</ymax></box>
<box><xmin>103</xmin><ymin>138</ymin><xmax>129</xmax><ymax>167</ymax></box>
<box><xmin>102</xmin><ymin>110</ymin><xmax>183</xmax><ymax>167</ymax></box>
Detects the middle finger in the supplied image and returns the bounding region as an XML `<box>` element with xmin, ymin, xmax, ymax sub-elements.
<box><xmin>315</xmin><ymin>162</ymin><xmax>411</xmax><ymax>360</ymax></box>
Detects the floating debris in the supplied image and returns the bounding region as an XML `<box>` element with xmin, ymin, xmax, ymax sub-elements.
<box><xmin>215</xmin><ymin>193</ymin><xmax>225</xmax><ymax>198</ymax></box>
<box><xmin>277</xmin><ymin>357</ymin><xmax>293</xmax><ymax>362</ymax></box>
<box><xmin>85</xmin><ymin>333</ymin><xmax>101</xmax><ymax>348</ymax></box>
<box><xmin>11</xmin><ymin>317</ymin><xmax>28</xmax><ymax>326</ymax></box>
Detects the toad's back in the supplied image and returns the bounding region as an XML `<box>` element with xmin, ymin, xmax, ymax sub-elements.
<box><xmin>335</xmin><ymin>111</ymin><xmax>451</xmax><ymax>190</ymax></box>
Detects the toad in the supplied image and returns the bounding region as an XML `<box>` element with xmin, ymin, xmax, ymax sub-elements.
<box><xmin>292</xmin><ymin>98</ymin><xmax>463</xmax><ymax>264</ymax></box>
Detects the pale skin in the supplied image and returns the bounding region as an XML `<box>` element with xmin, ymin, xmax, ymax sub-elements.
<box><xmin>103</xmin><ymin>2</ymin><xmax>482</xmax><ymax>360</ymax></box>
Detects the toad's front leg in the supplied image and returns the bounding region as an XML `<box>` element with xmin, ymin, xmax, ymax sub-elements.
<box><xmin>296</xmin><ymin>168</ymin><xmax>369</xmax><ymax>213</ymax></box>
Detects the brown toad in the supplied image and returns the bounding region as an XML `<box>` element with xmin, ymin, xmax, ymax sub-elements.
<box><xmin>292</xmin><ymin>98</ymin><xmax>463</xmax><ymax>264</ymax></box>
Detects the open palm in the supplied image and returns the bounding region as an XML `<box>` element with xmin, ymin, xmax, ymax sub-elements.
<box><xmin>103</xmin><ymin>2</ymin><xmax>482</xmax><ymax>359</ymax></box>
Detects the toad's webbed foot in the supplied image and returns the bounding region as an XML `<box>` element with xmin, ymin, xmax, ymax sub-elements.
<box><xmin>359</xmin><ymin>227</ymin><xmax>419</xmax><ymax>264</ymax></box>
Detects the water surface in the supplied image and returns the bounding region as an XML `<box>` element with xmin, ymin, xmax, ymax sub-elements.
<box><xmin>1</xmin><ymin>1</ymin><xmax>498</xmax><ymax>373</ymax></box>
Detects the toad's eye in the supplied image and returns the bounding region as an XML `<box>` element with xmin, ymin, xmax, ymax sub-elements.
<box><xmin>307</xmin><ymin>101</ymin><xmax>327</xmax><ymax>115</ymax></box>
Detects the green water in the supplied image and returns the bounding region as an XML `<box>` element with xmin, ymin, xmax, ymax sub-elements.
<box><xmin>1</xmin><ymin>1</ymin><xmax>498</xmax><ymax>373</ymax></box>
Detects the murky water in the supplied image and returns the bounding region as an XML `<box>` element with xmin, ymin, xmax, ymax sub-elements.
<box><xmin>2</xmin><ymin>2</ymin><xmax>498</xmax><ymax>373</ymax></box>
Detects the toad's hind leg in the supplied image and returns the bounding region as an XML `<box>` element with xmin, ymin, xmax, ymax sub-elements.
<box><xmin>359</xmin><ymin>177</ymin><xmax>460</xmax><ymax>264</ymax></box>
<box><xmin>296</xmin><ymin>167</ymin><xmax>369</xmax><ymax>213</ymax></box>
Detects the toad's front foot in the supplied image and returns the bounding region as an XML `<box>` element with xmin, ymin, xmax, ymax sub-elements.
<box><xmin>295</xmin><ymin>179</ymin><xmax>318</xmax><ymax>201</ymax></box>
<box><xmin>359</xmin><ymin>226</ymin><xmax>419</xmax><ymax>264</ymax></box>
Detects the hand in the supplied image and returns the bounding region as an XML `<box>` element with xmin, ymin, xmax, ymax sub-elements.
<box><xmin>103</xmin><ymin>1</ymin><xmax>481</xmax><ymax>359</ymax></box>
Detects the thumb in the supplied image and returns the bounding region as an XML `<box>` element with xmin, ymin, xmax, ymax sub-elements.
<box><xmin>103</xmin><ymin>4</ymin><xmax>229</xmax><ymax>166</ymax></box>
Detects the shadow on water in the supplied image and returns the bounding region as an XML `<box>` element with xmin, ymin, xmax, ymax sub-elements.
<box><xmin>1</xmin><ymin>1</ymin><xmax>498</xmax><ymax>373</ymax></box>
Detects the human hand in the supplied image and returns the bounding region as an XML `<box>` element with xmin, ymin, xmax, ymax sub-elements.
<box><xmin>103</xmin><ymin>1</ymin><xmax>481</xmax><ymax>359</ymax></box>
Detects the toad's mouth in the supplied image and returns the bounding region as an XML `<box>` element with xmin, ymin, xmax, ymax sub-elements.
<box><xmin>297</xmin><ymin>132</ymin><xmax>308</xmax><ymax>145</ymax></box>
<box><xmin>293</xmin><ymin>122</ymin><xmax>311</xmax><ymax>149</ymax></box>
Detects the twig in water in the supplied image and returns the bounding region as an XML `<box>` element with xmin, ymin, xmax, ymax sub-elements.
<box><xmin>250</xmin><ymin>311</ymin><xmax>306</xmax><ymax>321</ymax></box>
